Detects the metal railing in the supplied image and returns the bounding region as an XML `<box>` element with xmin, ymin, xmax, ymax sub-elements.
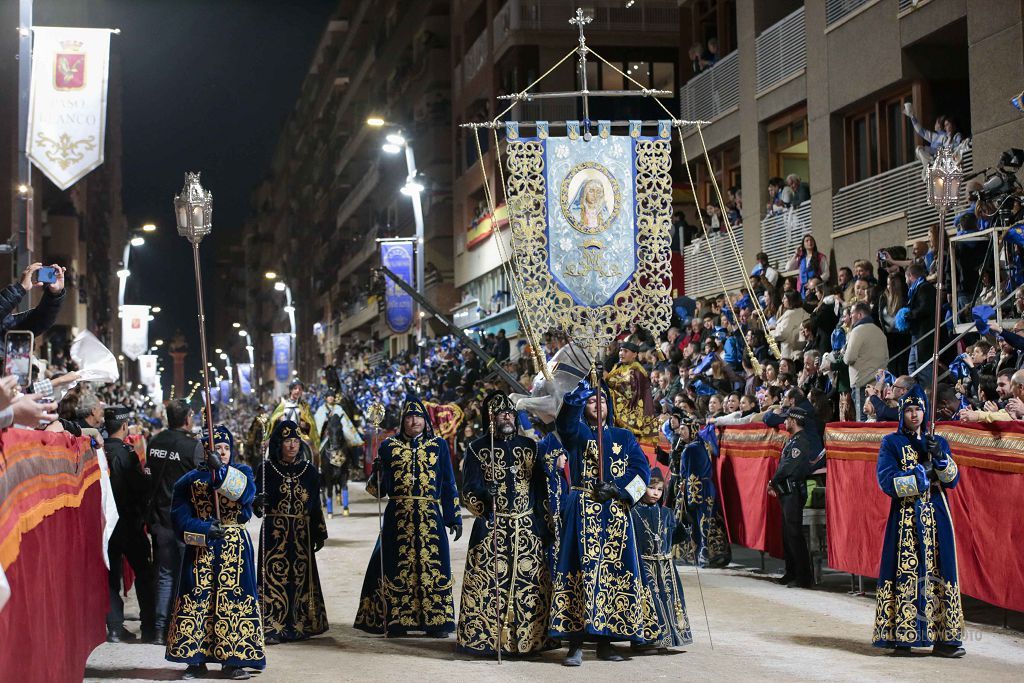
<box><xmin>462</xmin><ymin>29</ymin><xmax>490</xmax><ymax>86</ymax></box>
<box><xmin>761</xmin><ymin>201</ymin><xmax>811</xmax><ymax>274</ymax></box>
<box><xmin>493</xmin><ymin>0</ymin><xmax>679</xmax><ymax>45</ymax></box>
<box><xmin>832</xmin><ymin>148</ymin><xmax>973</xmax><ymax>242</ymax></box>
<box><xmin>680</xmin><ymin>50</ymin><xmax>739</xmax><ymax>123</ymax></box>
<box><xmin>826</xmin><ymin>0</ymin><xmax>873</xmax><ymax>26</ymax></box>
<box><xmin>756</xmin><ymin>7</ymin><xmax>806</xmax><ymax>95</ymax></box>
<box><xmin>684</xmin><ymin>225</ymin><xmax>745</xmax><ymax>298</ymax></box>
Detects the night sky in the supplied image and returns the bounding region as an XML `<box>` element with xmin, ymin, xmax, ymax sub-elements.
<box><xmin>36</xmin><ymin>0</ymin><xmax>336</xmax><ymax>383</ymax></box>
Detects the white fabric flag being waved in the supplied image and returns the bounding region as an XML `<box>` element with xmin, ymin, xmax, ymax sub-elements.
<box><xmin>27</xmin><ymin>27</ymin><xmax>114</xmax><ymax>190</ymax></box>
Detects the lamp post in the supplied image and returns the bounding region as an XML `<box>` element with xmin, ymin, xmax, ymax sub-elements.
<box><xmin>173</xmin><ymin>172</ymin><xmax>217</xmax><ymax>456</ymax></box>
<box><xmin>926</xmin><ymin>145</ymin><xmax>962</xmax><ymax>430</ymax></box>
<box><xmin>266</xmin><ymin>272</ymin><xmax>297</xmax><ymax>379</ymax></box>
<box><xmin>117</xmin><ymin>232</ymin><xmax>148</xmax><ymax>314</ymax></box>
<box><xmin>368</xmin><ymin>117</ymin><xmax>427</xmax><ymax>361</ymax></box>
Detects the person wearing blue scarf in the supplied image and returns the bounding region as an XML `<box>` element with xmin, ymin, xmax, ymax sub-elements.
<box><xmin>895</xmin><ymin>264</ymin><xmax>936</xmax><ymax>375</ymax></box>
<box><xmin>872</xmin><ymin>386</ymin><xmax>964</xmax><ymax>658</ymax></box>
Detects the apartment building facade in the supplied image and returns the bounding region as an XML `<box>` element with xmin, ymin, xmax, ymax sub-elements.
<box><xmin>243</xmin><ymin>1</ymin><xmax>453</xmax><ymax>385</ymax></box>
<box><xmin>679</xmin><ymin>0</ymin><xmax>1024</xmax><ymax>298</ymax></box>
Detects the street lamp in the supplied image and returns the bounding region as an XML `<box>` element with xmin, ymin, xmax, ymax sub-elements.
<box><xmin>238</xmin><ymin>328</ymin><xmax>255</xmax><ymax>369</ymax></box>
<box><xmin>118</xmin><ymin>226</ymin><xmax>154</xmax><ymax>314</ymax></box>
<box><xmin>366</xmin><ymin>115</ymin><xmax>427</xmax><ymax>358</ymax></box>
<box><xmin>925</xmin><ymin>145</ymin><xmax>962</xmax><ymax>429</ymax></box>
<box><xmin>264</xmin><ymin>271</ymin><xmax>277</xmax><ymax>280</ymax></box>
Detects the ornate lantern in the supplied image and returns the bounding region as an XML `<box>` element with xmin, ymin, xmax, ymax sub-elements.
<box><xmin>927</xmin><ymin>146</ymin><xmax>962</xmax><ymax>210</ymax></box>
<box><xmin>173</xmin><ymin>172</ymin><xmax>213</xmax><ymax>244</ymax></box>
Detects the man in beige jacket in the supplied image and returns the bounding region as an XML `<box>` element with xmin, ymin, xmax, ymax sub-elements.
<box><xmin>843</xmin><ymin>302</ymin><xmax>889</xmax><ymax>419</ymax></box>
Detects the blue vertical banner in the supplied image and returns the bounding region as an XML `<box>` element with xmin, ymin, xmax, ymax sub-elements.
<box><xmin>219</xmin><ymin>379</ymin><xmax>231</xmax><ymax>404</ymax></box>
<box><xmin>238</xmin><ymin>363</ymin><xmax>253</xmax><ymax>395</ymax></box>
<box><xmin>272</xmin><ymin>333</ymin><xmax>291</xmax><ymax>382</ymax></box>
<box><xmin>380</xmin><ymin>240</ymin><xmax>415</xmax><ymax>334</ymax></box>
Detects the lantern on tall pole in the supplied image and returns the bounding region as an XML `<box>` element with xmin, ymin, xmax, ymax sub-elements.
<box><xmin>173</xmin><ymin>172</ymin><xmax>217</xmax><ymax>466</ymax></box>
<box><xmin>925</xmin><ymin>146</ymin><xmax>962</xmax><ymax>430</ymax></box>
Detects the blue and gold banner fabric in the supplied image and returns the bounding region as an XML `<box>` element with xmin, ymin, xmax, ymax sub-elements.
<box><xmin>506</xmin><ymin>121</ymin><xmax>673</xmax><ymax>344</ymax></box>
<box><xmin>380</xmin><ymin>240</ymin><xmax>415</xmax><ymax>334</ymax></box>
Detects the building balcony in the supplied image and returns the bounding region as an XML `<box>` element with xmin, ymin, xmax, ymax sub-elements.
<box><xmin>680</xmin><ymin>50</ymin><xmax>739</xmax><ymax>124</ymax></box>
<box><xmin>683</xmin><ymin>225</ymin><xmax>746</xmax><ymax>298</ymax></box>
<box><xmin>335</xmin><ymin>225</ymin><xmax>381</xmax><ymax>285</ymax></box>
<box><xmin>756</xmin><ymin>6</ymin><xmax>806</xmax><ymax>96</ymax></box>
<box><xmin>493</xmin><ymin>0</ymin><xmax>679</xmax><ymax>49</ymax></box>
<box><xmin>337</xmin><ymin>295</ymin><xmax>379</xmax><ymax>336</ymax></box>
<box><xmin>461</xmin><ymin>28</ymin><xmax>490</xmax><ymax>89</ymax></box>
<box><xmin>832</xmin><ymin>148</ymin><xmax>973</xmax><ymax>242</ymax></box>
<box><xmin>335</xmin><ymin>162</ymin><xmax>379</xmax><ymax>230</ymax></box>
<box><xmin>761</xmin><ymin>202</ymin><xmax>812</xmax><ymax>274</ymax></box>
<box><xmin>826</xmin><ymin>0</ymin><xmax>874</xmax><ymax>28</ymax></box>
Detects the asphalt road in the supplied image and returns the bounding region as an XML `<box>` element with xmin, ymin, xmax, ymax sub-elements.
<box><xmin>85</xmin><ymin>487</ymin><xmax>1024</xmax><ymax>681</ymax></box>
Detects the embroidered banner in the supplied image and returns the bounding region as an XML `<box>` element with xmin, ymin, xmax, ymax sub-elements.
<box><xmin>27</xmin><ymin>27</ymin><xmax>114</xmax><ymax>190</ymax></box>
<box><xmin>380</xmin><ymin>240</ymin><xmax>415</xmax><ymax>334</ymax></box>
<box><xmin>504</xmin><ymin>120</ymin><xmax>673</xmax><ymax>346</ymax></box>
<box><xmin>272</xmin><ymin>333</ymin><xmax>291</xmax><ymax>382</ymax></box>
<box><xmin>119</xmin><ymin>304</ymin><xmax>149</xmax><ymax>361</ymax></box>
<box><xmin>238</xmin><ymin>363</ymin><xmax>253</xmax><ymax>395</ymax></box>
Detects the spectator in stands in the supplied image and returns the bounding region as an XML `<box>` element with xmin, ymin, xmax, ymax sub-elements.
<box><xmin>706</xmin><ymin>203</ymin><xmax>722</xmax><ymax>232</ymax></box>
<box><xmin>772</xmin><ymin>291</ymin><xmax>810</xmax><ymax>360</ymax></box>
<box><xmin>706</xmin><ymin>37</ymin><xmax>719</xmax><ymax>65</ymax></box>
<box><xmin>900</xmin><ymin>263</ymin><xmax>937</xmax><ymax>375</ymax></box>
<box><xmin>787</xmin><ymin>234</ymin><xmax>829</xmax><ymax>293</ymax></box>
<box><xmin>867</xmin><ymin>375</ymin><xmax>915</xmax><ymax>422</ymax></box>
<box><xmin>491</xmin><ymin>328</ymin><xmax>510</xmax><ymax>362</ymax></box>
<box><xmin>780</xmin><ymin>174</ymin><xmax>810</xmax><ymax>208</ymax></box>
<box><xmin>751</xmin><ymin>252</ymin><xmax>779</xmax><ymax>288</ymax></box>
<box><xmin>877</xmin><ymin>273</ymin><xmax>910</xmax><ymax>376</ymax></box>
<box><xmin>688</xmin><ymin>42</ymin><xmax>713</xmax><ymax>74</ymax></box>
<box><xmin>960</xmin><ymin>368</ymin><xmax>1024</xmax><ymax>422</ymax></box>
<box><xmin>766</xmin><ymin>177</ymin><xmax>787</xmax><ymax>216</ymax></box>
<box><xmin>844</xmin><ymin>302</ymin><xmax>889</xmax><ymax>420</ymax></box>
<box><xmin>836</xmin><ymin>267</ymin><xmax>855</xmax><ymax>303</ymax></box>
<box><xmin>903</xmin><ymin>105</ymin><xmax>966</xmax><ymax>172</ymax></box>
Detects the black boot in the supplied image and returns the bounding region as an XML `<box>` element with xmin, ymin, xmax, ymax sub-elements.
<box><xmin>932</xmin><ymin>642</ymin><xmax>966</xmax><ymax>658</ymax></box>
<box><xmin>563</xmin><ymin>641</ymin><xmax>584</xmax><ymax>666</ymax></box>
<box><xmin>222</xmin><ymin>665</ymin><xmax>251</xmax><ymax>680</ymax></box>
<box><xmin>596</xmin><ymin>641</ymin><xmax>625</xmax><ymax>661</ymax></box>
<box><xmin>182</xmin><ymin>664</ymin><xmax>207</xmax><ymax>679</ymax></box>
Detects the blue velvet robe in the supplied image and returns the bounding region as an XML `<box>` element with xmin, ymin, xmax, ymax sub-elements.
<box><xmin>456</xmin><ymin>434</ymin><xmax>555</xmax><ymax>656</ymax></box>
<box><xmin>538</xmin><ymin>432</ymin><xmax>569</xmax><ymax>575</ymax></box>
<box><xmin>872</xmin><ymin>431</ymin><xmax>964</xmax><ymax>648</ymax></box>
<box><xmin>675</xmin><ymin>440</ymin><xmax>731</xmax><ymax>567</ymax></box>
<box><xmin>549</xmin><ymin>393</ymin><xmax>657</xmax><ymax>643</ymax></box>
<box><xmin>165</xmin><ymin>464</ymin><xmax>265</xmax><ymax>669</ymax></box>
<box><xmin>631</xmin><ymin>502</ymin><xmax>692</xmax><ymax>648</ymax></box>
<box><xmin>354</xmin><ymin>432</ymin><xmax>461</xmax><ymax>635</ymax></box>
<box><xmin>254</xmin><ymin>458</ymin><xmax>328</xmax><ymax>642</ymax></box>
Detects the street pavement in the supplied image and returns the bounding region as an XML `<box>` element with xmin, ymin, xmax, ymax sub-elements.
<box><xmin>86</xmin><ymin>487</ymin><xmax>1024</xmax><ymax>682</ymax></box>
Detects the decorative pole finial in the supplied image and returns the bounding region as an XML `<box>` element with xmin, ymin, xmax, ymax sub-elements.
<box><xmin>569</xmin><ymin>8</ymin><xmax>592</xmax><ymax>49</ymax></box>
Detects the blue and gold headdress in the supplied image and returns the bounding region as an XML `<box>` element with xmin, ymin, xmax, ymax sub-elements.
<box><xmin>897</xmin><ymin>383</ymin><xmax>928</xmax><ymax>432</ymax></box>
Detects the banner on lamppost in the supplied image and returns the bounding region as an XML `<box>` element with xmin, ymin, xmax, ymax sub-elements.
<box><xmin>138</xmin><ymin>354</ymin><xmax>158</xmax><ymax>396</ymax></box>
<box><xmin>272</xmin><ymin>333</ymin><xmax>291</xmax><ymax>382</ymax></box>
<box><xmin>219</xmin><ymin>379</ymin><xmax>231</xmax><ymax>404</ymax></box>
<box><xmin>27</xmin><ymin>27</ymin><xmax>115</xmax><ymax>190</ymax></box>
<box><xmin>238</xmin><ymin>363</ymin><xmax>253</xmax><ymax>395</ymax></box>
<box><xmin>120</xmin><ymin>304</ymin><xmax>149</xmax><ymax>361</ymax></box>
<box><xmin>380</xmin><ymin>240</ymin><xmax>415</xmax><ymax>333</ymax></box>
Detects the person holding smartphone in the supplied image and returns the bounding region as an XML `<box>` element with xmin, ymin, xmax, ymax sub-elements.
<box><xmin>0</xmin><ymin>263</ymin><xmax>66</xmax><ymax>365</ymax></box>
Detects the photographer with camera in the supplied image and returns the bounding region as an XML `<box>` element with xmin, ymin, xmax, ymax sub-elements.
<box><xmin>0</xmin><ymin>262</ymin><xmax>66</xmax><ymax>347</ymax></box>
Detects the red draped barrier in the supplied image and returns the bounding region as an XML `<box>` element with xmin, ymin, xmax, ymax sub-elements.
<box><xmin>825</xmin><ymin>421</ymin><xmax>1024</xmax><ymax>614</ymax></box>
<box><xmin>0</xmin><ymin>429</ymin><xmax>108</xmax><ymax>683</ymax></box>
<box><xmin>717</xmin><ymin>424</ymin><xmax>785</xmax><ymax>557</ymax></box>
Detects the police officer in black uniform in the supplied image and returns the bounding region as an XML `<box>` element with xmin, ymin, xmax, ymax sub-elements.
<box><xmin>146</xmin><ymin>399</ymin><xmax>204</xmax><ymax>644</ymax></box>
<box><xmin>768</xmin><ymin>406</ymin><xmax>821</xmax><ymax>589</ymax></box>
<box><xmin>104</xmin><ymin>406</ymin><xmax>157</xmax><ymax>642</ymax></box>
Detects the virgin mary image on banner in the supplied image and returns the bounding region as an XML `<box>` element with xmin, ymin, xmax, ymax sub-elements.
<box><xmin>564</xmin><ymin>167</ymin><xmax>617</xmax><ymax>235</ymax></box>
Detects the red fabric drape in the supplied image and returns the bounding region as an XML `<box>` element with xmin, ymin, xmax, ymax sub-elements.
<box><xmin>0</xmin><ymin>483</ymin><xmax>107</xmax><ymax>683</ymax></box>
<box><xmin>825</xmin><ymin>420</ymin><xmax>1024</xmax><ymax>613</ymax></box>
<box><xmin>716</xmin><ymin>424</ymin><xmax>784</xmax><ymax>557</ymax></box>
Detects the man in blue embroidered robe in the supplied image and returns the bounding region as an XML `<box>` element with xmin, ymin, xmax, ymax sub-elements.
<box><xmin>550</xmin><ymin>379</ymin><xmax>657</xmax><ymax>666</ymax></box>
<box><xmin>873</xmin><ymin>385</ymin><xmax>965</xmax><ymax>658</ymax></box>
<box><xmin>456</xmin><ymin>392</ymin><xmax>554</xmax><ymax>657</ymax></box>
<box><xmin>165</xmin><ymin>426</ymin><xmax>265</xmax><ymax>680</ymax></box>
<box><xmin>354</xmin><ymin>394</ymin><xmax>462</xmax><ymax>636</ymax></box>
